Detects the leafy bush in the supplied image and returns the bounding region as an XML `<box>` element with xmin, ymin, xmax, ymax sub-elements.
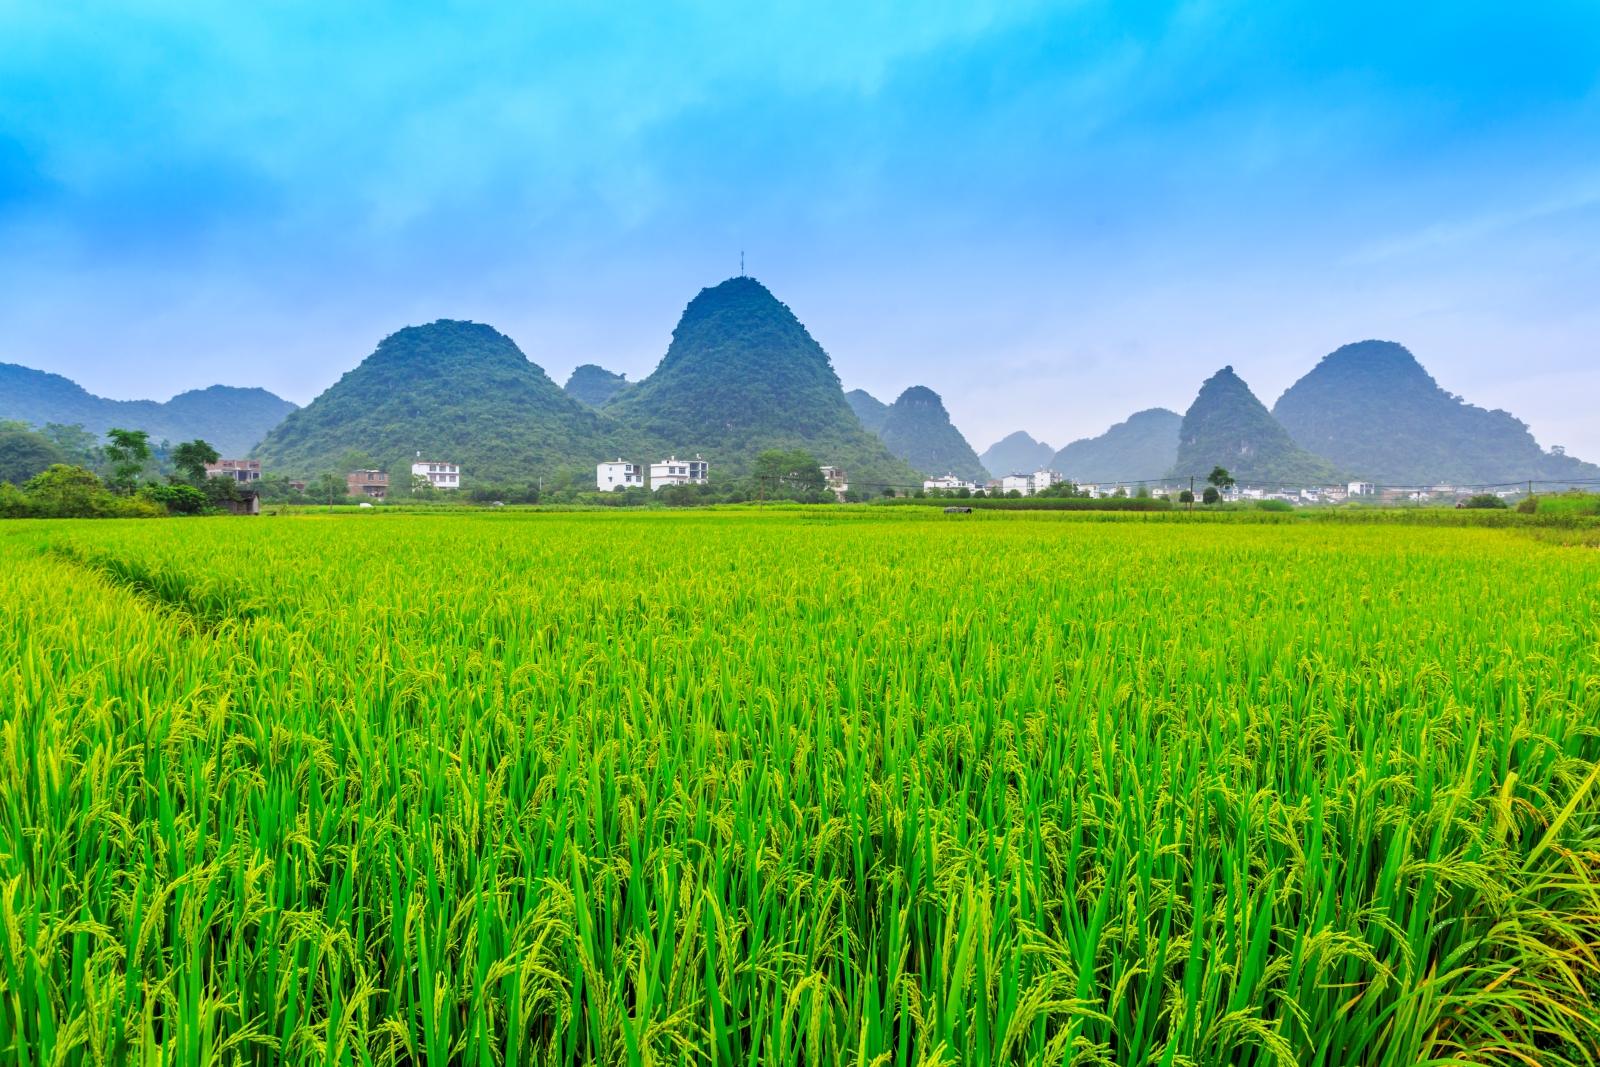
<box><xmin>0</xmin><ymin>464</ymin><xmax>163</xmax><ymax>518</ymax></box>
<box><xmin>1256</xmin><ymin>499</ymin><xmax>1294</xmax><ymax>512</ymax></box>
<box><xmin>139</xmin><ymin>483</ymin><xmax>211</xmax><ymax>515</ymax></box>
<box><xmin>1459</xmin><ymin>494</ymin><xmax>1509</xmax><ymax>510</ymax></box>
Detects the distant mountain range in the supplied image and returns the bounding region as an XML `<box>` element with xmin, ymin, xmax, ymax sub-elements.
<box><xmin>12</xmin><ymin>295</ymin><xmax>1594</xmax><ymax>493</ymax></box>
<box><xmin>0</xmin><ymin>362</ymin><xmax>298</xmax><ymax>458</ymax></box>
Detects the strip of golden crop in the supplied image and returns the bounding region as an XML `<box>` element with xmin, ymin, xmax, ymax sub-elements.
<box><xmin>2</xmin><ymin>510</ymin><xmax>1597</xmax><ymax>1065</ymax></box>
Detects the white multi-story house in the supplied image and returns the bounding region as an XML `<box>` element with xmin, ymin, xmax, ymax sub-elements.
<box><xmin>925</xmin><ymin>474</ymin><xmax>974</xmax><ymax>492</ymax></box>
<box><xmin>412</xmin><ymin>461</ymin><xmax>460</xmax><ymax>488</ymax></box>
<box><xmin>1348</xmin><ymin>481</ymin><xmax>1376</xmax><ymax>497</ymax></box>
<box><xmin>651</xmin><ymin>455</ymin><xmax>708</xmax><ymax>488</ymax></box>
<box><xmin>819</xmin><ymin>466</ymin><xmax>849</xmax><ymax>499</ymax></box>
<box><xmin>999</xmin><ymin>469</ymin><xmax>1064</xmax><ymax>496</ymax></box>
<box><xmin>596</xmin><ymin>459</ymin><xmax>644</xmax><ymax>491</ymax></box>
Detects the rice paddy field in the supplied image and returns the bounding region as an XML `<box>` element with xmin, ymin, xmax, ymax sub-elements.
<box><xmin>2</xmin><ymin>509</ymin><xmax>1598</xmax><ymax>1066</ymax></box>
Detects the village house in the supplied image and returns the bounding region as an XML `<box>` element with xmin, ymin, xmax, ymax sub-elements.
<box><xmin>412</xmin><ymin>460</ymin><xmax>460</xmax><ymax>488</ymax></box>
<box><xmin>651</xmin><ymin>455</ymin><xmax>708</xmax><ymax>489</ymax></box>
<box><xmin>596</xmin><ymin>459</ymin><xmax>645</xmax><ymax>491</ymax></box>
<box><xmin>347</xmin><ymin>469</ymin><xmax>388</xmax><ymax>499</ymax></box>
<box><xmin>205</xmin><ymin>459</ymin><xmax>261</xmax><ymax>483</ymax></box>
<box><xmin>924</xmin><ymin>474</ymin><xmax>974</xmax><ymax>492</ymax></box>
<box><xmin>819</xmin><ymin>465</ymin><xmax>849</xmax><ymax>499</ymax></box>
<box><xmin>998</xmin><ymin>469</ymin><xmax>1063</xmax><ymax>496</ymax></box>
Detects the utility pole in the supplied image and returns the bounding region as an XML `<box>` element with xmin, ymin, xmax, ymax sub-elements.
<box><xmin>329</xmin><ymin>475</ymin><xmax>334</xmax><ymax>514</ymax></box>
<box><xmin>1188</xmin><ymin>475</ymin><xmax>1194</xmax><ymax>513</ymax></box>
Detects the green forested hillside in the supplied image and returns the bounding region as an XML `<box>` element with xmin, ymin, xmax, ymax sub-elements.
<box><xmin>251</xmin><ymin>320</ymin><xmax>615</xmax><ymax>481</ymax></box>
<box><xmin>564</xmin><ymin>364</ymin><xmax>629</xmax><ymax>408</ymax></box>
<box><xmin>1050</xmin><ymin>408</ymin><xmax>1180</xmax><ymax>483</ymax></box>
<box><xmin>876</xmin><ymin>387</ymin><xmax>989</xmax><ymax>482</ymax></box>
<box><xmin>980</xmin><ymin>431</ymin><xmax>1055</xmax><ymax>478</ymax></box>
<box><xmin>846</xmin><ymin>389</ymin><xmax>889</xmax><ymax>434</ymax></box>
<box><xmin>605</xmin><ymin>278</ymin><xmax>919</xmax><ymax>486</ymax></box>
<box><xmin>1273</xmin><ymin>340</ymin><xmax>1600</xmax><ymax>485</ymax></box>
<box><xmin>0</xmin><ymin>362</ymin><xmax>297</xmax><ymax>457</ymax></box>
<box><xmin>1171</xmin><ymin>367</ymin><xmax>1345</xmax><ymax>485</ymax></box>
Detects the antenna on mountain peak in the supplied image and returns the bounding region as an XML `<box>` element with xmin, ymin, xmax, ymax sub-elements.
<box><xmin>740</xmin><ymin>251</ymin><xmax>745</xmax><ymax>277</ymax></box>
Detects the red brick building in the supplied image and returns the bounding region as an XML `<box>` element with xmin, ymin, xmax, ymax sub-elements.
<box><xmin>206</xmin><ymin>459</ymin><xmax>261</xmax><ymax>483</ymax></box>
<box><xmin>347</xmin><ymin>470</ymin><xmax>388</xmax><ymax>499</ymax></box>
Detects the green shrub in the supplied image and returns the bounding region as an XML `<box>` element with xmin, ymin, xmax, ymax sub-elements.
<box><xmin>140</xmin><ymin>483</ymin><xmax>211</xmax><ymax>515</ymax></box>
<box><xmin>3</xmin><ymin>464</ymin><xmax>163</xmax><ymax>518</ymax></box>
<box><xmin>1460</xmin><ymin>494</ymin><xmax>1509</xmax><ymax>510</ymax></box>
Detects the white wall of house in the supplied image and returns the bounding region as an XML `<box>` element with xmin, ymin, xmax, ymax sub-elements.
<box><xmin>412</xmin><ymin>461</ymin><xmax>460</xmax><ymax>488</ymax></box>
<box><xmin>651</xmin><ymin>455</ymin><xmax>708</xmax><ymax>488</ymax></box>
<box><xmin>597</xmin><ymin>460</ymin><xmax>644</xmax><ymax>491</ymax></box>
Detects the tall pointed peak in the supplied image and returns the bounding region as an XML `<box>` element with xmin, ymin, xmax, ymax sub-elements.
<box><xmin>1172</xmin><ymin>366</ymin><xmax>1343</xmax><ymax>484</ymax></box>
<box><xmin>604</xmin><ymin>277</ymin><xmax>918</xmax><ymax>485</ymax></box>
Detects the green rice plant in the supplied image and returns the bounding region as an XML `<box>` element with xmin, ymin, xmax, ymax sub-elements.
<box><xmin>1</xmin><ymin>511</ymin><xmax>1597</xmax><ymax>1065</ymax></box>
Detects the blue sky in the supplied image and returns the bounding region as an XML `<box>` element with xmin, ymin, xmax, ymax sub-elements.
<box><xmin>3</xmin><ymin>0</ymin><xmax>1599</xmax><ymax>458</ymax></box>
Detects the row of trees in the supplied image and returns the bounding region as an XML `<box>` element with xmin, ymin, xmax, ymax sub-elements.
<box><xmin>0</xmin><ymin>427</ymin><xmax>255</xmax><ymax>518</ymax></box>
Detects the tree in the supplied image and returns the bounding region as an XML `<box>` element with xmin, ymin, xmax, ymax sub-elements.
<box><xmin>752</xmin><ymin>449</ymin><xmax>825</xmax><ymax>494</ymax></box>
<box><xmin>311</xmin><ymin>471</ymin><xmax>348</xmax><ymax>505</ymax></box>
<box><xmin>0</xmin><ymin>428</ymin><xmax>66</xmax><ymax>487</ymax></box>
<box><xmin>1207</xmin><ymin>466</ymin><xmax>1235</xmax><ymax>492</ymax></box>
<box><xmin>880</xmin><ymin>486</ymin><xmax>896</xmax><ymax>498</ymax></box>
<box><xmin>42</xmin><ymin>423</ymin><xmax>103</xmax><ymax>466</ymax></box>
<box><xmin>171</xmin><ymin>439</ymin><xmax>221</xmax><ymax>484</ymax></box>
<box><xmin>104</xmin><ymin>428</ymin><xmax>152</xmax><ymax>493</ymax></box>
<box><xmin>1203</xmin><ymin>486</ymin><xmax>1220</xmax><ymax>505</ymax></box>
<box><xmin>1179</xmin><ymin>489</ymin><xmax>1195</xmax><ymax>504</ymax></box>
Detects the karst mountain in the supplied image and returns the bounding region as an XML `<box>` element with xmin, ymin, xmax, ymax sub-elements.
<box><xmin>980</xmin><ymin>431</ymin><xmax>1056</xmax><ymax>478</ymax></box>
<box><xmin>871</xmin><ymin>386</ymin><xmax>989</xmax><ymax>483</ymax></box>
<box><xmin>563</xmin><ymin>364</ymin><xmax>630</xmax><ymax>409</ymax></box>
<box><xmin>1049</xmin><ymin>409</ymin><xmax>1181</xmax><ymax>484</ymax></box>
<box><xmin>251</xmin><ymin>320</ymin><xmax>613</xmax><ymax>480</ymax></box>
<box><xmin>1273</xmin><ymin>340</ymin><xmax>1600</xmax><ymax>485</ymax></box>
<box><xmin>845</xmin><ymin>389</ymin><xmax>890</xmax><ymax>434</ymax></box>
<box><xmin>1171</xmin><ymin>367</ymin><xmax>1345</xmax><ymax>485</ymax></box>
<box><xmin>605</xmin><ymin>277</ymin><xmax>918</xmax><ymax>485</ymax></box>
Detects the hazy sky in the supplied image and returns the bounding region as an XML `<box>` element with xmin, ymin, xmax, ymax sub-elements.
<box><xmin>3</xmin><ymin>1</ymin><xmax>1599</xmax><ymax>456</ymax></box>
